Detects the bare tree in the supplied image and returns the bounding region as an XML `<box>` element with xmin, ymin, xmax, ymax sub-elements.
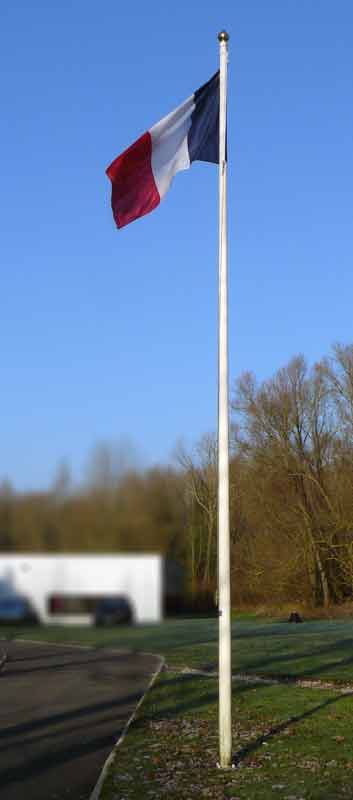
<box><xmin>51</xmin><ymin>461</ymin><xmax>72</xmax><ymax>500</ymax></box>
<box><xmin>85</xmin><ymin>438</ymin><xmax>141</xmax><ymax>491</ymax></box>
<box><xmin>176</xmin><ymin>434</ymin><xmax>218</xmax><ymax>590</ymax></box>
<box><xmin>232</xmin><ymin>356</ymin><xmax>339</xmax><ymax>606</ymax></box>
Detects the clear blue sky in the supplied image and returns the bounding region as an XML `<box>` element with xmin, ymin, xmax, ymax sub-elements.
<box><xmin>1</xmin><ymin>1</ymin><xmax>353</xmax><ymax>490</ymax></box>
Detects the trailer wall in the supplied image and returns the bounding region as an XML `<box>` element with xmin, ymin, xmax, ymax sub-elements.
<box><xmin>0</xmin><ymin>554</ymin><xmax>162</xmax><ymax>624</ymax></box>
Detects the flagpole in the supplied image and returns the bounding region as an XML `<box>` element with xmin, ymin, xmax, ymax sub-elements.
<box><xmin>217</xmin><ymin>29</ymin><xmax>232</xmax><ymax>769</ymax></box>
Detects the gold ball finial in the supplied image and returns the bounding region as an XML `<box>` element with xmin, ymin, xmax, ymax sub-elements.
<box><xmin>218</xmin><ymin>30</ymin><xmax>229</xmax><ymax>42</ymax></box>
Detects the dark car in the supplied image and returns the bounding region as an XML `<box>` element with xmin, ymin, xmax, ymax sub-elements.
<box><xmin>94</xmin><ymin>596</ymin><xmax>133</xmax><ymax>627</ymax></box>
<box><xmin>0</xmin><ymin>596</ymin><xmax>39</xmax><ymax>625</ymax></box>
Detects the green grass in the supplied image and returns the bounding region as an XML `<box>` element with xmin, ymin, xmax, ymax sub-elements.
<box><xmin>4</xmin><ymin>618</ymin><xmax>353</xmax><ymax>798</ymax></box>
<box><xmin>100</xmin><ymin>671</ymin><xmax>353</xmax><ymax>800</ymax></box>
<box><xmin>3</xmin><ymin>616</ymin><xmax>353</xmax><ymax>682</ymax></box>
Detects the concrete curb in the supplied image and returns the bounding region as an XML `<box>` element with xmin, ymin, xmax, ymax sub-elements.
<box><xmin>89</xmin><ymin>652</ymin><xmax>165</xmax><ymax>800</ymax></box>
<box><xmin>12</xmin><ymin>638</ymin><xmax>96</xmax><ymax>650</ymax></box>
<box><xmin>0</xmin><ymin>652</ymin><xmax>7</xmax><ymax>672</ymax></box>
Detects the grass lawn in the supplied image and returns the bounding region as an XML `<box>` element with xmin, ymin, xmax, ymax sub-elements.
<box><xmin>2</xmin><ymin>617</ymin><xmax>353</xmax><ymax>798</ymax></box>
<box><xmin>3</xmin><ymin>616</ymin><xmax>353</xmax><ymax>682</ymax></box>
<box><xmin>100</xmin><ymin>672</ymin><xmax>353</xmax><ymax>800</ymax></box>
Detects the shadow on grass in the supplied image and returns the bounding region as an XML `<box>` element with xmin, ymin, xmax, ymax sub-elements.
<box><xmin>5</xmin><ymin>621</ymin><xmax>353</xmax><ymax>683</ymax></box>
<box><xmin>140</xmin><ymin>672</ymin><xmax>353</xmax><ymax>771</ymax></box>
<box><xmin>233</xmin><ymin>690</ymin><xmax>353</xmax><ymax>766</ymax></box>
<box><xmin>140</xmin><ymin>672</ymin><xmax>264</xmax><ymax>723</ymax></box>
<box><xmin>239</xmin><ymin>637</ymin><xmax>353</xmax><ymax>680</ymax></box>
<box><xmin>0</xmin><ymin>621</ymin><xmax>220</xmax><ymax>655</ymax></box>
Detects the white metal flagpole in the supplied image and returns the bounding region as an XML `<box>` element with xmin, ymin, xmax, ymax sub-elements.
<box><xmin>217</xmin><ymin>29</ymin><xmax>232</xmax><ymax>769</ymax></box>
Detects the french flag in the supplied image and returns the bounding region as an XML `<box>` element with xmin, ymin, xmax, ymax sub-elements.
<box><xmin>106</xmin><ymin>72</ymin><xmax>220</xmax><ymax>229</ymax></box>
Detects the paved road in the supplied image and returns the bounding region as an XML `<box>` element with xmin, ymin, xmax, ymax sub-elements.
<box><xmin>0</xmin><ymin>639</ymin><xmax>161</xmax><ymax>800</ymax></box>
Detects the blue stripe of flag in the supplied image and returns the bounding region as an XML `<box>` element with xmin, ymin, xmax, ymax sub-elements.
<box><xmin>188</xmin><ymin>71</ymin><xmax>220</xmax><ymax>165</ymax></box>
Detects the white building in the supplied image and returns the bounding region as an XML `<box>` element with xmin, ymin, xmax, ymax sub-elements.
<box><xmin>0</xmin><ymin>554</ymin><xmax>162</xmax><ymax>625</ymax></box>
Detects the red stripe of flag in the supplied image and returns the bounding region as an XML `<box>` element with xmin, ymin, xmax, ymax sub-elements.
<box><xmin>106</xmin><ymin>132</ymin><xmax>160</xmax><ymax>229</ymax></box>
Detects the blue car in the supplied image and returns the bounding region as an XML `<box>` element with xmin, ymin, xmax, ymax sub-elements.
<box><xmin>0</xmin><ymin>596</ymin><xmax>39</xmax><ymax>625</ymax></box>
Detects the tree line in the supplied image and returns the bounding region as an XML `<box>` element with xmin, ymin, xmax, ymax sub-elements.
<box><xmin>1</xmin><ymin>342</ymin><xmax>353</xmax><ymax>608</ymax></box>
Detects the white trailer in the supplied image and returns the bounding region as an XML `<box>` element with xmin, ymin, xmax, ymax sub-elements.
<box><xmin>0</xmin><ymin>554</ymin><xmax>162</xmax><ymax>625</ymax></box>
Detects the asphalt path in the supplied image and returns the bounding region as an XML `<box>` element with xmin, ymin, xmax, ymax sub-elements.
<box><xmin>0</xmin><ymin>639</ymin><xmax>161</xmax><ymax>800</ymax></box>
